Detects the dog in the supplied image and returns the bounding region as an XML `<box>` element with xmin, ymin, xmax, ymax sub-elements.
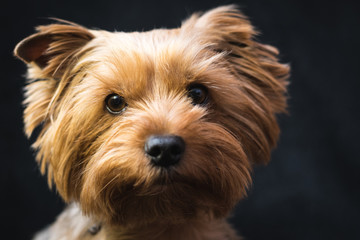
<box><xmin>14</xmin><ymin>5</ymin><xmax>289</xmax><ymax>240</ymax></box>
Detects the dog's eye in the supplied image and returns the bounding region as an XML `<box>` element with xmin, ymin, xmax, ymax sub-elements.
<box><xmin>187</xmin><ymin>84</ymin><xmax>208</xmax><ymax>105</ymax></box>
<box><xmin>105</xmin><ymin>94</ymin><xmax>127</xmax><ymax>114</ymax></box>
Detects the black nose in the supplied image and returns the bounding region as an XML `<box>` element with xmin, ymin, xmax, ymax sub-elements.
<box><xmin>144</xmin><ymin>135</ymin><xmax>185</xmax><ymax>167</ymax></box>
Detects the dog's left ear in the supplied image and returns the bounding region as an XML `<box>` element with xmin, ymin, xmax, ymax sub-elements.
<box><xmin>183</xmin><ymin>5</ymin><xmax>289</xmax><ymax>114</ymax></box>
<box><xmin>14</xmin><ymin>21</ymin><xmax>94</xmax><ymax>79</ymax></box>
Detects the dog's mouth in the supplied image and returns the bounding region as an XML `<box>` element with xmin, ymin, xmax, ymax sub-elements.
<box><xmin>141</xmin><ymin>164</ymin><xmax>212</xmax><ymax>196</ymax></box>
<box><xmin>150</xmin><ymin>166</ymin><xmax>181</xmax><ymax>186</ymax></box>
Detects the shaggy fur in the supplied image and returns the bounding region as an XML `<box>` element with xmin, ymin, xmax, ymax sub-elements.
<box><xmin>15</xmin><ymin>5</ymin><xmax>289</xmax><ymax>240</ymax></box>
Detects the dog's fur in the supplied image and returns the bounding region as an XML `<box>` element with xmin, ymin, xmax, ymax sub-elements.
<box><xmin>15</xmin><ymin>5</ymin><xmax>289</xmax><ymax>240</ymax></box>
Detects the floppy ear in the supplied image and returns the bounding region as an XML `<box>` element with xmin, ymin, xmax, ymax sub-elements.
<box><xmin>14</xmin><ymin>21</ymin><xmax>95</xmax><ymax>137</ymax></box>
<box><xmin>14</xmin><ymin>21</ymin><xmax>94</xmax><ymax>79</ymax></box>
<box><xmin>183</xmin><ymin>5</ymin><xmax>289</xmax><ymax>113</ymax></box>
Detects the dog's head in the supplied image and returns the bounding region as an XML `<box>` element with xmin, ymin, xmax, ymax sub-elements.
<box><xmin>15</xmin><ymin>6</ymin><xmax>289</xmax><ymax>226</ymax></box>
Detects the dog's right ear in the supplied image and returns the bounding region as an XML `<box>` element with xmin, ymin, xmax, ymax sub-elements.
<box><xmin>15</xmin><ymin>22</ymin><xmax>94</xmax><ymax>138</ymax></box>
<box><xmin>14</xmin><ymin>22</ymin><xmax>94</xmax><ymax>79</ymax></box>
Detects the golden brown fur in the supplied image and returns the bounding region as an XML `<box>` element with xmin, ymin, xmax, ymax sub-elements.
<box><xmin>15</xmin><ymin>5</ymin><xmax>289</xmax><ymax>240</ymax></box>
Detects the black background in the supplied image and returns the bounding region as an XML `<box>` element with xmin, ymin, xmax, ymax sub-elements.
<box><xmin>2</xmin><ymin>0</ymin><xmax>360</xmax><ymax>239</ymax></box>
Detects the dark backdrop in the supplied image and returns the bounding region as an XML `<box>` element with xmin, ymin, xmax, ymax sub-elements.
<box><xmin>2</xmin><ymin>0</ymin><xmax>359</xmax><ymax>239</ymax></box>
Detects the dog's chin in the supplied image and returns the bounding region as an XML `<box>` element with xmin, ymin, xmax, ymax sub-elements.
<box><xmin>79</xmin><ymin>165</ymin><xmax>241</xmax><ymax>226</ymax></box>
<box><xmin>103</xmin><ymin>189</ymin><xmax>226</xmax><ymax>226</ymax></box>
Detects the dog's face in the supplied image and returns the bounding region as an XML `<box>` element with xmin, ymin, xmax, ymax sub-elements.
<box><xmin>15</xmin><ymin>6</ymin><xmax>289</xmax><ymax>226</ymax></box>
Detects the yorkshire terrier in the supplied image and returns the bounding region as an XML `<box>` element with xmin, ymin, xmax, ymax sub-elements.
<box><xmin>14</xmin><ymin>5</ymin><xmax>289</xmax><ymax>240</ymax></box>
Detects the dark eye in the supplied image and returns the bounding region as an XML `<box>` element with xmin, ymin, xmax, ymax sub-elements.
<box><xmin>105</xmin><ymin>94</ymin><xmax>127</xmax><ymax>114</ymax></box>
<box><xmin>187</xmin><ymin>84</ymin><xmax>209</xmax><ymax>105</ymax></box>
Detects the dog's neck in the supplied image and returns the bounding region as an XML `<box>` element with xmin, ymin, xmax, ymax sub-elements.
<box><xmin>34</xmin><ymin>204</ymin><xmax>239</xmax><ymax>240</ymax></box>
<box><xmin>105</xmin><ymin>219</ymin><xmax>240</xmax><ymax>240</ymax></box>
